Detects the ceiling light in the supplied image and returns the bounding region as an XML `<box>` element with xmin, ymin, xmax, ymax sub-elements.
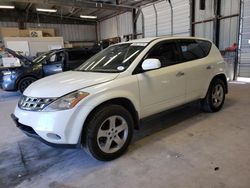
<box><xmin>0</xmin><ymin>5</ymin><xmax>15</xmax><ymax>9</ymax></box>
<box><xmin>80</xmin><ymin>15</ymin><xmax>97</xmax><ymax>19</ymax></box>
<box><xmin>36</xmin><ymin>8</ymin><xmax>57</xmax><ymax>13</ymax></box>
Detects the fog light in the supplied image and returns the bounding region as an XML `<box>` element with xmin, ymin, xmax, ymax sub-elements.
<box><xmin>47</xmin><ymin>133</ymin><xmax>61</xmax><ymax>140</ymax></box>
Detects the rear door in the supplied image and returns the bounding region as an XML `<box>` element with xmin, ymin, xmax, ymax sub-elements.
<box><xmin>136</xmin><ymin>40</ymin><xmax>187</xmax><ymax>118</ymax></box>
<box><xmin>178</xmin><ymin>39</ymin><xmax>213</xmax><ymax>101</ymax></box>
<box><xmin>43</xmin><ymin>51</ymin><xmax>65</xmax><ymax>76</ymax></box>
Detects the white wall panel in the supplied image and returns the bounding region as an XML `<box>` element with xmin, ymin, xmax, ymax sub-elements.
<box><xmin>239</xmin><ymin>0</ymin><xmax>250</xmax><ymax>77</ymax></box>
<box><xmin>99</xmin><ymin>12</ymin><xmax>133</xmax><ymax>40</ymax></box>
<box><xmin>195</xmin><ymin>22</ymin><xmax>213</xmax><ymax>41</ymax></box>
<box><xmin>155</xmin><ymin>1</ymin><xmax>171</xmax><ymax>36</ymax></box>
<box><xmin>172</xmin><ymin>0</ymin><xmax>190</xmax><ymax>35</ymax></box>
<box><xmin>221</xmin><ymin>0</ymin><xmax>240</xmax><ymax>16</ymax></box>
<box><xmin>142</xmin><ymin>5</ymin><xmax>157</xmax><ymax>37</ymax></box>
<box><xmin>220</xmin><ymin>17</ymin><xmax>239</xmax><ymax>50</ymax></box>
<box><xmin>136</xmin><ymin>12</ymin><xmax>143</xmax><ymax>35</ymax></box>
<box><xmin>141</xmin><ymin>0</ymin><xmax>190</xmax><ymax>38</ymax></box>
<box><xmin>100</xmin><ymin>16</ymin><xmax>118</xmax><ymax>40</ymax></box>
<box><xmin>195</xmin><ymin>0</ymin><xmax>215</xmax><ymax>21</ymax></box>
<box><xmin>117</xmin><ymin>12</ymin><xmax>133</xmax><ymax>39</ymax></box>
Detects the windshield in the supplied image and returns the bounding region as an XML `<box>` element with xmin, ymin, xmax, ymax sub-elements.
<box><xmin>33</xmin><ymin>51</ymin><xmax>52</xmax><ymax>64</ymax></box>
<box><xmin>76</xmin><ymin>43</ymin><xmax>147</xmax><ymax>73</ymax></box>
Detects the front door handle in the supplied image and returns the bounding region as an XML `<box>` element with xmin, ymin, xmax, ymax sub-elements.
<box><xmin>176</xmin><ymin>71</ymin><xmax>185</xmax><ymax>77</ymax></box>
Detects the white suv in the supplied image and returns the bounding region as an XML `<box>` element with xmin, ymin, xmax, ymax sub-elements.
<box><xmin>12</xmin><ymin>37</ymin><xmax>228</xmax><ymax>161</ymax></box>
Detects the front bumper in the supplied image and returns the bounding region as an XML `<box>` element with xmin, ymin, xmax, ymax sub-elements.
<box><xmin>13</xmin><ymin>104</ymin><xmax>94</xmax><ymax>146</ymax></box>
<box><xmin>11</xmin><ymin>113</ymin><xmax>77</xmax><ymax>148</ymax></box>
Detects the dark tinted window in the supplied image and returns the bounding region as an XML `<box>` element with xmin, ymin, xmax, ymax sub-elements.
<box><xmin>48</xmin><ymin>52</ymin><xmax>65</xmax><ymax>63</ymax></box>
<box><xmin>179</xmin><ymin>39</ymin><xmax>211</xmax><ymax>62</ymax></box>
<box><xmin>68</xmin><ymin>50</ymin><xmax>86</xmax><ymax>61</ymax></box>
<box><xmin>146</xmin><ymin>42</ymin><xmax>181</xmax><ymax>67</ymax></box>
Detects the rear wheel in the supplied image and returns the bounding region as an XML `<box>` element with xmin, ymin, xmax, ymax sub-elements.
<box><xmin>83</xmin><ymin>105</ymin><xmax>134</xmax><ymax>161</ymax></box>
<box><xmin>201</xmin><ymin>78</ymin><xmax>226</xmax><ymax>112</ymax></box>
<box><xmin>18</xmin><ymin>77</ymin><xmax>37</xmax><ymax>93</ymax></box>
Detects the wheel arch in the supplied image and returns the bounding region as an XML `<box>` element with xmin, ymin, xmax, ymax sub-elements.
<box><xmin>202</xmin><ymin>73</ymin><xmax>228</xmax><ymax>98</ymax></box>
<box><xmin>16</xmin><ymin>74</ymin><xmax>39</xmax><ymax>89</ymax></box>
<box><xmin>212</xmin><ymin>73</ymin><xmax>228</xmax><ymax>93</ymax></box>
<box><xmin>83</xmin><ymin>97</ymin><xmax>140</xmax><ymax>131</ymax></box>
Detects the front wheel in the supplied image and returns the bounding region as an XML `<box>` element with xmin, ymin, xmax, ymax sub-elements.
<box><xmin>18</xmin><ymin>77</ymin><xmax>37</xmax><ymax>93</ymax></box>
<box><xmin>83</xmin><ymin>105</ymin><xmax>134</xmax><ymax>161</ymax></box>
<box><xmin>201</xmin><ymin>78</ymin><xmax>226</xmax><ymax>112</ymax></box>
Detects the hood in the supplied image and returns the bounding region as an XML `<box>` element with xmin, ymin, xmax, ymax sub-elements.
<box><xmin>5</xmin><ymin>48</ymin><xmax>33</xmax><ymax>64</ymax></box>
<box><xmin>24</xmin><ymin>71</ymin><xmax>119</xmax><ymax>97</ymax></box>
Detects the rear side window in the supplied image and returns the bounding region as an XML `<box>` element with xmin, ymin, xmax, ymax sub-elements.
<box><xmin>179</xmin><ymin>40</ymin><xmax>211</xmax><ymax>62</ymax></box>
<box><xmin>68</xmin><ymin>50</ymin><xmax>86</xmax><ymax>61</ymax></box>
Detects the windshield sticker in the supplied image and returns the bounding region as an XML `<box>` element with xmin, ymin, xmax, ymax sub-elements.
<box><xmin>131</xmin><ymin>43</ymin><xmax>148</xmax><ymax>47</ymax></box>
<box><xmin>117</xmin><ymin>66</ymin><xmax>125</xmax><ymax>71</ymax></box>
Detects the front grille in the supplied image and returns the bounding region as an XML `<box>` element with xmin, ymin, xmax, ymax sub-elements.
<box><xmin>18</xmin><ymin>95</ymin><xmax>55</xmax><ymax>111</ymax></box>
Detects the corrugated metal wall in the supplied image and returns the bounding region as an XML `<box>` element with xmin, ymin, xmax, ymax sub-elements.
<box><xmin>139</xmin><ymin>0</ymin><xmax>190</xmax><ymax>37</ymax></box>
<box><xmin>194</xmin><ymin>0</ymin><xmax>214</xmax><ymax>41</ymax></box>
<box><xmin>0</xmin><ymin>21</ymin><xmax>97</xmax><ymax>42</ymax></box>
<box><xmin>239</xmin><ymin>0</ymin><xmax>250</xmax><ymax>77</ymax></box>
<box><xmin>220</xmin><ymin>0</ymin><xmax>240</xmax><ymax>50</ymax></box>
<box><xmin>194</xmin><ymin>0</ymin><xmax>240</xmax><ymax>50</ymax></box>
<box><xmin>99</xmin><ymin>12</ymin><xmax>133</xmax><ymax>41</ymax></box>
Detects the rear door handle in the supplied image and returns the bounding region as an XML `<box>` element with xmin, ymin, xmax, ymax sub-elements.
<box><xmin>176</xmin><ymin>71</ymin><xmax>185</xmax><ymax>77</ymax></box>
<box><xmin>206</xmin><ymin>65</ymin><xmax>212</xmax><ymax>70</ymax></box>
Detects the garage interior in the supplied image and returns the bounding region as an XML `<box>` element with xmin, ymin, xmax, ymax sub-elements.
<box><xmin>0</xmin><ymin>0</ymin><xmax>250</xmax><ymax>187</ymax></box>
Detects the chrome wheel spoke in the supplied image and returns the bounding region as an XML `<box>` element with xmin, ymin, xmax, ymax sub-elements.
<box><xmin>116</xmin><ymin>122</ymin><xmax>127</xmax><ymax>133</ymax></box>
<box><xmin>97</xmin><ymin>129</ymin><xmax>109</xmax><ymax>138</ymax></box>
<box><xmin>109</xmin><ymin>116</ymin><xmax>116</xmax><ymax>129</ymax></box>
<box><xmin>113</xmin><ymin>136</ymin><xmax>125</xmax><ymax>148</ymax></box>
<box><xmin>103</xmin><ymin>139</ymin><xmax>113</xmax><ymax>152</ymax></box>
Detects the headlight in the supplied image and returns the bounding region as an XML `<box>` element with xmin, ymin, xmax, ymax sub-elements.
<box><xmin>43</xmin><ymin>91</ymin><xmax>89</xmax><ymax>112</ymax></box>
<box><xmin>2</xmin><ymin>70</ymin><xmax>12</xmax><ymax>75</ymax></box>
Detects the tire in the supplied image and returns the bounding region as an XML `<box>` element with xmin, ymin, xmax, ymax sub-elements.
<box><xmin>83</xmin><ymin>104</ymin><xmax>134</xmax><ymax>161</ymax></box>
<box><xmin>18</xmin><ymin>77</ymin><xmax>37</xmax><ymax>93</ymax></box>
<box><xmin>201</xmin><ymin>78</ymin><xmax>226</xmax><ymax>112</ymax></box>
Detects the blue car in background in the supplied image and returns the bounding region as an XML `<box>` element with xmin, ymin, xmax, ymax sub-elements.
<box><xmin>0</xmin><ymin>48</ymin><xmax>99</xmax><ymax>93</ymax></box>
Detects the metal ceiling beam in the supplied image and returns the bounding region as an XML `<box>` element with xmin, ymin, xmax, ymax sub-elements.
<box><xmin>0</xmin><ymin>10</ymin><xmax>96</xmax><ymax>25</ymax></box>
<box><xmin>1</xmin><ymin>0</ymin><xmax>136</xmax><ymax>11</ymax></box>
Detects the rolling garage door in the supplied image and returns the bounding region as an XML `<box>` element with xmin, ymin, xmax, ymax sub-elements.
<box><xmin>141</xmin><ymin>0</ymin><xmax>190</xmax><ymax>37</ymax></box>
<box><xmin>239</xmin><ymin>0</ymin><xmax>250</xmax><ymax>77</ymax></box>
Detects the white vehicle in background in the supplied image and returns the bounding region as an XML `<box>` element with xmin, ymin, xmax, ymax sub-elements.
<box><xmin>12</xmin><ymin>37</ymin><xmax>228</xmax><ymax>161</ymax></box>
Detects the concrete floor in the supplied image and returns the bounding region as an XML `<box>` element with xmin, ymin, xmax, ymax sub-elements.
<box><xmin>0</xmin><ymin>82</ymin><xmax>250</xmax><ymax>188</ymax></box>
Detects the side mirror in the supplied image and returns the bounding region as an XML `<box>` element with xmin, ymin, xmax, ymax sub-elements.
<box><xmin>141</xmin><ymin>58</ymin><xmax>161</xmax><ymax>71</ymax></box>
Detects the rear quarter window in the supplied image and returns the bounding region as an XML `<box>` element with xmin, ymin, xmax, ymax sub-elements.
<box><xmin>68</xmin><ymin>50</ymin><xmax>86</xmax><ymax>61</ymax></box>
<box><xmin>179</xmin><ymin>39</ymin><xmax>212</xmax><ymax>62</ymax></box>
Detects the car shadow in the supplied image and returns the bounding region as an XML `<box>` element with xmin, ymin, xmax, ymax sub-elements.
<box><xmin>0</xmin><ymin>90</ymin><xmax>20</xmax><ymax>102</ymax></box>
<box><xmin>0</xmin><ymin>98</ymin><xmax>236</xmax><ymax>187</ymax></box>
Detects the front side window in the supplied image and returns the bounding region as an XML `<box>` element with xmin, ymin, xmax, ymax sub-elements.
<box><xmin>76</xmin><ymin>43</ymin><xmax>147</xmax><ymax>73</ymax></box>
<box><xmin>179</xmin><ymin>40</ymin><xmax>212</xmax><ymax>62</ymax></box>
<box><xmin>146</xmin><ymin>42</ymin><xmax>181</xmax><ymax>67</ymax></box>
<box><xmin>48</xmin><ymin>52</ymin><xmax>65</xmax><ymax>63</ymax></box>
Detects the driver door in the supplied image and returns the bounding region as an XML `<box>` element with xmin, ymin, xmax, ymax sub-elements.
<box><xmin>43</xmin><ymin>51</ymin><xmax>65</xmax><ymax>76</ymax></box>
<box><xmin>136</xmin><ymin>41</ymin><xmax>187</xmax><ymax>118</ymax></box>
